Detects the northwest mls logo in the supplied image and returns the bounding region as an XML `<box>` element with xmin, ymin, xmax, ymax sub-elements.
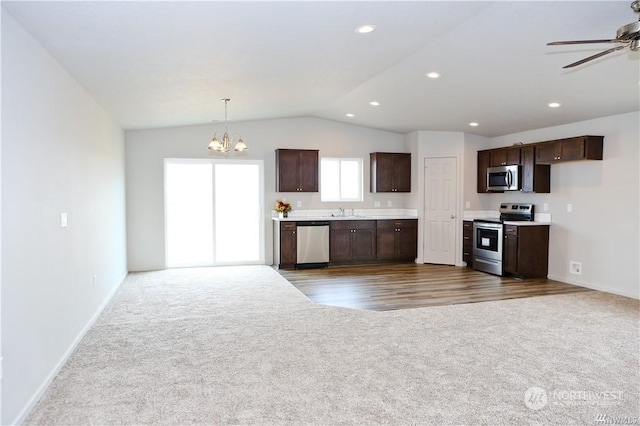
<box><xmin>524</xmin><ymin>387</ymin><xmax>549</xmax><ymax>410</ymax></box>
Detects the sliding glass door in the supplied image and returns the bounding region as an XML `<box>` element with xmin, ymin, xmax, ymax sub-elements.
<box><xmin>165</xmin><ymin>159</ymin><xmax>264</xmax><ymax>267</ymax></box>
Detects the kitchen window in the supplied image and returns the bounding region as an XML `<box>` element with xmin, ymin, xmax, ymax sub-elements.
<box><xmin>320</xmin><ymin>157</ymin><xmax>363</xmax><ymax>202</ymax></box>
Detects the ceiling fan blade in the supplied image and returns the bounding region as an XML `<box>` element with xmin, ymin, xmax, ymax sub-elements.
<box><xmin>547</xmin><ymin>39</ymin><xmax>621</xmax><ymax>46</ymax></box>
<box><xmin>562</xmin><ymin>45</ymin><xmax>627</xmax><ymax>68</ymax></box>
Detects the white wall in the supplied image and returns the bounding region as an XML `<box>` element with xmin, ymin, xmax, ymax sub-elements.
<box><xmin>0</xmin><ymin>16</ymin><xmax>3</xmax><ymax>421</ymax></box>
<box><xmin>1</xmin><ymin>12</ymin><xmax>128</xmax><ymax>424</ymax></box>
<box><xmin>126</xmin><ymin>117</ymin><xmax>406</xmax><ymax>271</ymax></box>
<box><xmin>463</xmin><ymin>112</ymin><xmax>640</xmax><ymax>298</ymax></box>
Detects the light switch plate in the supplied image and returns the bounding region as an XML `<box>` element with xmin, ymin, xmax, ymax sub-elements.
<box><xmin>374</xmin><ymin>201</ymin><xmax>380</xmax><ymax>208</ymax></box>
<box><xmin>60</xmin><ymin>212</ymin><xmax>68</xmax><ymax>228</ymax></box>
<box><xmin>387</xmin><ymin>201</ymin><xmax>392</xmax><ymax>207</ymax></box>
<box><xmin>567</xmin><ymin>203</ymin><xmax>572</xmax><ymax>213</ymax></box>
<box><xmin>296</xmin><ymin>201</ymin><xmax>302</xmax><ymax>208</ymax></box>
<box><xmin>543</xmin><ymin>203</ymin><xmax>548</xmax><ymax>211</ymax></box>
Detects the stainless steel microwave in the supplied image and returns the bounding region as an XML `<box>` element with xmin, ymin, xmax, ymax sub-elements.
<box><xmin>487</xmin><ymin>165</ymin><xmax>521</xmax><ymax>191</ymax></box>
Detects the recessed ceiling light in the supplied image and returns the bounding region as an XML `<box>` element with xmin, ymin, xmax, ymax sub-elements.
<box><xmin>346</xmin><ymin>113</ymin><xmax>355</xmax><ymax>118</ymax></box>
<box><xmin>426</xmin><ymin>72</ymin><xmax>441</xmax><ymax>79</ymax></box>
<box><xmin>548</xmin><ymin>102</ymin><xmax>561</xmax><ymax>108</ymax></box>
<box><xmin>355</xmin><ymin>24</ymin><xmax>376</xmax><ymax>34</ymax></box>
<box><xmin>469</xmin><ymin>122</ymin><xmax>479</xmax><ymax>127</ymax></box>
<box><xmin>369</xmin><ymin>101</ymin><xmax>380</xmax><ymax>106</ymax></box>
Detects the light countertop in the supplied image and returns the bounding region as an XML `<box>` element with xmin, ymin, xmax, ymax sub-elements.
<box><xmin>502</xmin><ymin>221</ymin><xmax>550</xmax><ymax>226</ymax></box>
<box><xmin>463</xmin><ymin>210</ymin><xmax>552</xmax><ymax>225</ymax></box>
<box><xmin>272</xmin><ymin>208</ymin><xmax>418</xmax><ymax>222</ymax></box>
<box><xmin>272</xmin><ymin>215</ymin><xmax>418</xmax><ymax>222</ymax></box>
<box><xmin>464</xmin><ymin>218</ymin><xmax>550</xmax><ymax>226</ymax></box>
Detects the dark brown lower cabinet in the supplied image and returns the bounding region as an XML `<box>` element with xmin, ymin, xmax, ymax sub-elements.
<box><xmin>376</xmin><ymin>219</ymin><xmax>418</xmax><ymax>261</ymax></box>
<box><xmin>503</xmin><ymin>224</ymin><xmax>550</xmax><ymax>278</ymax></box>
<box><xmin>329</xmin><ymin>220</ymin><xmax>376</xmax><ymax>264</ymax></box>
<box><xmin>276</xmin><ymin>221</ymin><xmax>297</xmax><ymax>269</ymax></box>
<box><xmin>462</xmin><ymin>221</ymin><xmax>473</xmax><ymax>267</ymax></box>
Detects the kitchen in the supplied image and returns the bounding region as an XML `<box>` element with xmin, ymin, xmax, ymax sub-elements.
<box><xmin>2</xmin><ymin>1</ymin><xmax>639</xmax><ymax>423</ymax></box>
<box><xmin>126</xmin><ymin>112</ymin><xmax>639</xmax><ymax>300</ymax></box>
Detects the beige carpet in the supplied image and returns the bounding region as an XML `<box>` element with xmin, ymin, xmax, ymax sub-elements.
<box><xmin>26</xmin><ymin>266</ymin><xmax>639</xmax><ymax>425</ymax></box>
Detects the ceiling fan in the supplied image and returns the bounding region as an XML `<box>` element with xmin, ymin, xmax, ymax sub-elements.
<box><xmin>547</xmin><ymin>0</ymin><xmax>640</xmax><ymax>68</ymax></box>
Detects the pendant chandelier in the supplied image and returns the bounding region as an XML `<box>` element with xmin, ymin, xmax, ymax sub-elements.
<box><xmin>207</xmin><ymin>98</ymin><xmax>248</xmax><ymax>152</ymax></box>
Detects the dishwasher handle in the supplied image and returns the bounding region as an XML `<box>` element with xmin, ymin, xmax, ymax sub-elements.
<box><xmin>297</xmin><ymin>221</ymin><xmax>330</xmax><ymax>227</ymax></box>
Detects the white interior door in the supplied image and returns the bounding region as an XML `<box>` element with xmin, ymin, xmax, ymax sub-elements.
<box><xmin>165</xmin><ymin>159</ymin><xmax>264</xmax><ymax>267</ymax></box>
<box><xmin>423</xmin><ymin>157</ymin><xmax>457</xmax><ymax>265</ymax></box>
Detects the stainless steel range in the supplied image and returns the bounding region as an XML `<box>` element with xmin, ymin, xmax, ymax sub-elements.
<box><xmin>472</xmin><ymin>203</ymin><xmax>534</xmax><ymax>276</ymax></box>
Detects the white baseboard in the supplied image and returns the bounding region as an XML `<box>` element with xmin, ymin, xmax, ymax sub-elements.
<box><xmin>11</xmin><ymin>273</ymin><xmax>126</xmax><ymax>425</ymax></box>
<box><xmin>548</xmin><ymin>274</ymin><xmax>639</xmax><ymax>300</ymax></box>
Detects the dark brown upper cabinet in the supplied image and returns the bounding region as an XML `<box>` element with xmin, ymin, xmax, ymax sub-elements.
<box><xmin>535</xmin><ymin>136</ymin><xmax>603</xmax><ymax>164</ymax></box>
<box><xmin>521</xmin><ymin>146</ymin><xmax>550</xmax><ymax>193</ymax></box>
<box><xmin>478</xmin><ymin>135</ymin><xmax>602</xmax><ymax>194</ymax></box>
<box><xmin>275</xmin><ymin>149</ymin><xmax>319</xmax><ymax>192</ymax></box>
<box><xmin>370</xmin><ymin>152</ymin><xmax>411</xmax><ymax>193</ymax></box>
<box><xmin>477</xmin><ymin>150</ymin><xmax>492</xmax><ymax>193</ymax></box>
<box><xmin>489</xmin><ymin>146</ymin><xmax>521</xmax><ymax>166</ymax></box>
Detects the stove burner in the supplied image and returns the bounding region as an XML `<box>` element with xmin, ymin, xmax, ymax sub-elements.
<box><xmin>474</xmin><ymin>203</ymin><xmax>535</xmax><ymax>223</ymax></box>
<box><xmin>499</xmin><ymin>203</ymin><xmax>534</xmax><ymax>222</ymax></box>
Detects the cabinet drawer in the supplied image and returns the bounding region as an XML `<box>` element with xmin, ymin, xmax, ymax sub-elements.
<box><xmin>330</xmin><ymin>220</ymin><xmax>376</xmax><ymax>230</ymax></box>
<box><xmin>463</xmin><ymin>221</ymin><xmax>473</xmax><ymax>230</ymax></box>
<box><xmin>281</xmin><ymin>222</ymin><xmax>297</xmax><ymax>231</ymax></box>
<box><xmin>376</xmin><ymin>219</ymin><xmax>417</xmax><ymax>229</ymax></box>
<box><xmin>504</xmin><ymin>225</ymin><xmax>518</xmax><ymax>236</ymax></box>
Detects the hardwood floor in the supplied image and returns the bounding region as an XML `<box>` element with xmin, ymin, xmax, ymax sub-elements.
<box><xmin>277</xmin><ymin>263</ymin><xmax>593</xmax><ymax>311</ymax></box>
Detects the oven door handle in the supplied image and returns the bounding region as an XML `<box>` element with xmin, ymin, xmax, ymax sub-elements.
<box><xmin>474</xmin><ymin>222</ymin><xmax>503</xmax><ymax>230</ymax></box>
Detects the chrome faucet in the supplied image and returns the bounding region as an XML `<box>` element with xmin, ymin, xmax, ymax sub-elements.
<box><xmin>339</xmin><ymin>207</ymin><xmax>345</xmax><ymax>216</ymax></box>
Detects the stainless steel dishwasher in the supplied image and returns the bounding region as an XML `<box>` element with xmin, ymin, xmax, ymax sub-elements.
<box><xmin>296</xmin><ymin>221</ymin><xmax>330</xmax><ymax>268</ymax></box>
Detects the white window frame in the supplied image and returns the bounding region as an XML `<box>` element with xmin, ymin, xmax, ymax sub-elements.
<box><xmin>320</xmin><ymin>157</ymin><xmax>364</xmax><ymax>202</ymax></box>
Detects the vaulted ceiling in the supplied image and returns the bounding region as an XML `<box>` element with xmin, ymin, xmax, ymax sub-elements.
<box><xmin>3</xmin><ymin>1</ymin><xmax>639</xmax><ymax>137</ymax></box>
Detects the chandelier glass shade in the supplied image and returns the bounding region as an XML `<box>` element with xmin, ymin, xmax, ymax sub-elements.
<box><xmin>207</xmin><ymin>98</ymin><xmax>248</xmax><ymax>152</ymax></box>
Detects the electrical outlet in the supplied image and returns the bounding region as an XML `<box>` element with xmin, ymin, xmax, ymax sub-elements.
<box><xmin>296</xmin><ymin>201</ymin><xmax>302</xmax><ymax>208</ymax></box>
<box><xmin>567</xmin><ymin>203</ymin><xmax>572</xmax><ymax>213</ymax></box>
<box><xmin>374</xmin><ymin>201</ymin><xmax>380</xmax><ymax>208</ymax></box>
<box><xmin>543</xmin><ymin>203</ymin><xmax>548</xmax><ymax>211</ymax></box>
<box><xmin>60</xmin><ymin>212</ymin><xmax>68</xmax><ymax>228</ymax></box>
<box><xmin>387</xmin><ymin>200</ymin><xmax>392</xmax><ymax>207</ymax></box>
<box><xmin>93</xmin><ymin>275</ymin><xmax>97</xmax><ymax>287</ymax></box>
<box><xmin>465</xmin><ymin>201</ymin><xmax>470</xmax><ymax>209</ymax></box>
<box><xmin>569</xmin><ymin>261</ymin><xmax>582</xmax><ymax>275</ymax></box>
